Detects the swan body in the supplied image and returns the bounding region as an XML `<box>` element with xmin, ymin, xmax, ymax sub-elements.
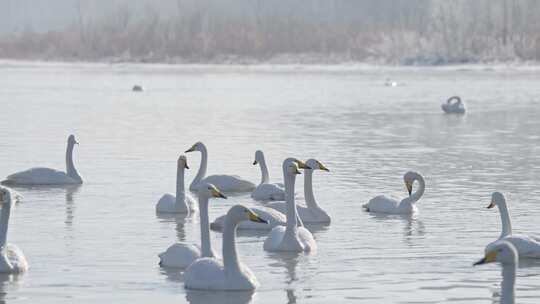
<box><xmin>158</xmin><ymin>183</ymin><xmax>225</xmax><ymax>268</ymax></box>
<box><xmin>2</xmin><ymin>135</ymin><xmax>83</xmax><ymax>185</ymax></box>
<box><xmin>441</xmin><ymin>96</ymin><xmax>466</xmax><ymax>114</ymax></box>
<box><xmin>267</xmin><ymin>159</ymin><xmax>330</xmax><ymax>224</ymax></box>
<box><xmin>264</xmin><ymin>160</ymin><xmax>317</xmax><ymax>252</ymax></box>
<box><xmin>211</xmin><ymin>206</ymin><xmax>285</xmax><ymax>231</ymax></box>
<box><xmin>184</xmin><ymin>205</ymin><xmax>267</xmax><ymax>291</ymax></box>
<box><xmin>485</xmin><ymin>192</ymin><xmax>540</xmax><ymax>258</ymax></box>
<box><xmin>474</xmin><ymin>241</ymin><xmax>517</xmax><ymax>304</ymax></box>
<box><xmin>0</xmin><ymin>186</ymin><xmax>29</xmax><ymax>273</ymax></box>
<box><xmin>251</xmin><ymin>150</ymin><xmax>285</xmax><ymax>201</ymax></box>
<box><xmin>186</xmin><ymin>142</ymin><xmax>255</xmax><ymax>193</ymax></box>
<box><xmin>156</xmin><ymin>155</ymin><xmax>197</xmax><ymax>214</ymax></box>
<box><xmin>363</xmin><ymin>171</ymin><xmax>425</xmax><ymax>215</ymax></box>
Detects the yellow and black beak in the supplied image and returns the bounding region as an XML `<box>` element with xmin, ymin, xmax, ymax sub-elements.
<box><xmin>406</xmin><ymin>181</ymin><xmax>413</xmax><ymax>196</ymax></box>
<box><xmin>487</xmin><ymin>200</ymin><xmax>496</xmax><ymax>209</ymax></box>
<box><xmin>318</xmin><ymin>162</ymin><xmax>330</xmax><ymax>172</ymax></box>
<box><xmin>184</xmin><ymin>161</ymin><xmax>189</xmax><ymax>169</ymax></box>
<box><xmin>295</xmin><ymin>160</ymin><xmax>312</xmax><ymax>170</ymax></box>
<box><xmin>253</xmin><ymin>160</ymin><xmax>258</xmax><ymax>165</ymax></box>
<box><xmin>211</xmin><ymin>188</ymin><xmax>227</xmax><ymax>199</ymax></box>
<box><xmin>473</xmin><ymin>250</ymin><xmax>498</xmax><ymax>266</ymax></box>
<box><xmin>248</xmin><ymin>211</ymin><xmax>268</xmax><ymax>224</ymax></box>
<box><xmin>185</xmin><ymin>145</ymin><xmax>196</xmax><ymax>153</ymax></box>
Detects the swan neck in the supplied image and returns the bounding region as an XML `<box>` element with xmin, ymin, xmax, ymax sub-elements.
<box><xmin>222</xmin><ymin>216</ymin><xmax>241</xmax><ymax>275</ymax></box>
<box><xmin>410</xmin><ymin>175</ymin><xmax>425</xmax><ymax>203</ymax></box>
<box><xmin>0</xmin><ymin>194</ymin><xmax>11</xmax><ymax>249</ymax></box>
<box><xmin>65</xmin><ymin>141</ymin><xmax>81</xmax><ymax>181</ymax></box>
<box><xmin>304</xmin><ymin>169</ymin><xmax>319</xmax><ymax>209</ymax></box>
<box><xmin>284</xmin><ymin>171</ymin><xmax>298</xmax><ymax>234</ymax></box>
<box><xmin>258</xmin><ymin>158</ymin><xmax>269</xmax><ymax>185</ymax></box>
<box><xmin>198</xmin><ymin>196</ymin><xmax>212</xmax><ymax>257</ymax></box>
<box><xmin>498</xmin><ymin>201</ymin><xmax>513</xmax><ymax>238</ymax></box>
<box><xmin>175</xmin><ymin>165</ymin><xmax>187</xmax><ymax>210</ymax></box>
<box><xmin>501</xmin><ymin>264</ymin><xmax>516</xmax><ymax>304</ymax></box>
<box><xmin>191</xmin><ymin>145</ymin><xmax>208</xmax><ymax>190</ymax></box>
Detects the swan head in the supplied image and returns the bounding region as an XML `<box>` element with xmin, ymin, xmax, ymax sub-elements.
<box><xmin>305</xmin><ymin>159</ymin><xmax>329</xmax><ymax>172</ymax></box>
<box><xmin>198</xmin><ymin>183</ymin><xmax>227</xmax><ymax>199</ymax></box>
<box><xmin>185</xmin><ymin>142</ymin><xmax>204</xmax><ymax>153</ymax></box>
<box><xmin>474</xmin><ymin>240</ymin><xmax>517</xmax><ymax>266</ymax></box>
<box><xmin>286</xmin><ymin>161</ymin><xmax>302</xmax><ymax>176</ymax></box>
<box><xmin>0</xmin><ymin>186</ymin><xmax>12</xmax><ymax>205</ymax></box>
<box><xmin>403</xmin><ymin>171</ymin><xmax>420</xmax><ymax>196</ymax></box>
<box><xmin>177</xmin><ymin>155</ymin><xmax>189</xmax><ymax>169</ymax></box>
<box><xmin>68</xmin><ymin>134</ymin><xmax>79</xmax><ymax>145</ymax></box>
<box><xmin>283</xmin><ymin>158</ymin><xmax>311</xmax><ymax>170</ymax></box>
<box><xmin>227</xmin><ymin>205</ymin><xmax>268</xmax><ymax>224</ymax></box>
<box><xmin>253</xmin><ymin>150</ymin><xmax>264</xmax><ymax>165</ymax></box>
<box><xmin>488</xmin><ymin>192</ymin><xmax>506</xmax><ymax>209</ymax></box>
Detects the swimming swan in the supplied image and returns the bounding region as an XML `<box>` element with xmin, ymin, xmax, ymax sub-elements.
<box><xmin>2</xmin><ymin>135</ymin><xmax>83</xmax><ymax>185</ymax></box>
<box><xmin>185</xmin><ymin>142</ymin><xmax>255</xmax><ymax>193</ymax></box>
<box><xmin>267</xmin><ymin>159</ymin><xmax>331</xmax><ymax>224</ymax></box>
<box><xmin>441</xmin><ymin>96</ymin><xmax>466</xmax><ymax>114</ymax></box>
<box><xmin>485</xmin><ymin>192</ymin><xmax>540</xmax><ymax>258</ymax></box>
<box><xmin>363</xmin><ymin>171</ymin><xmax>425</xmax><ymax>214</ymax></box>
<box><xmin>474</xmin><ymin>241</ymin><xmax>517</xmax><ymax>304</ymax></box>
<box><xmin>156</xmin><ymin>155</ymin><xmax>197</xmax><ymax>214</ymax></box>
<box><xmin>184</xmin><ymin>205</ymin><xmax>267</xmax><ymax>290</ymax></box>
<box><xmin>251</xmin><ymin>150</ymin><xmax>285</xmax><ymax>201</ymax></box>
<box><xmin>0</xmin><ymin>186</ymin><xmax>29</xmax><ymax>273</ymax></box>
<box><xmin>158</xmin><ymin>183</ymin><xmax>225</xmax><ymax>268</ymax></box>
<box><xmin>211</xmin><ymin>158</ymin><xmax>309</xmax><ymax>231</ymax></box>
<box><xmin>263</xmin><ymin>160</ymin><xmax>317</xmax><ymax>252</ymax></box>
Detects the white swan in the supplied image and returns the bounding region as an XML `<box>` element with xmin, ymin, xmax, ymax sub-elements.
<box><xmin>474</xmin><ymin>240</ymin><xmax>517</xmax><ymax>304</ymax></box>
<box><xmin>0</xmin><ymin>186</ymin><xmax>29</xmax><ymax>273</ymax></box>
<box><xmin>184</xmin><ymin>205</ymin><xmax>267</xmax><ymax>290</ymax></box>
<box><xmin>267</xmin><ymin>159</ymin><xmax>331</xmax><ymax>224</ymax></box>
<box><xmin>211</xmin><ymin>158</ymin><xmax>309</xmax><ymax>231</ymax></box>
<box><xmin>251</xmin><ymin>150</ymin><xmax>285</xmax><ymax>201</ymax></box>
<box><xmin>363</xmin><ymin>171</ymin><xmax>425</xmax><ymax>214</ymax></box>
<box><xmin>441</xmin><ymin>96</ymin><xmax>466</xmax><ymax>114</ymax></box>
<box><xmin>485</xmin><ymin>192</ymin><xmax>540</xmax><ymax>258</ymax></box>
<box><xmin>158</xmin><ymin>183</ymin><xmax>225</xmax><ymax>268</ymax></box>
<box><xmin>2</xmin><ymin>135</ymin><xmax>83</xmax><ymax>185</ymax></box>
<box><xmin>263</xmin><ymin>160</ymin><xmax>317</xmax><ymax>252</ymax></box>
<box><xmin>384</xmin><ymin>78</ymin><xmax>398</xmax><ymax>87</ymax></box>
<box><xmin>156</xmin><ymin>155</ymin><xmax>197</xmax><ymax>214</ymax></box>
<box><xmin>185</xmin><ymin>142</ymin><xmax>255</xmax><ymax>193</ymax></box>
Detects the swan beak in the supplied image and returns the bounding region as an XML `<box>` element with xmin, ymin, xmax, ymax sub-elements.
<box><xmin>211</xmin><ymin>188</ymin><xmax>227</xmax><ymax>199</ymax></box>
<box><xmin>473</xmin><ymin>250</ymin><xmax>498</xmax><ymax>266</ymax></box>
<box><xmin>248</xmin><ymin>211</ymin><xmax>268</xmax><ymax>224</ymax></box>
<box><xmin>184</xmin><ymin>162</ymin><xmax>189</xmax><ymax>169</ymax></box>
<box><xmin>253</xmin><ymin>160</ymin><xmax>258</xmax><ymax>165</ymax></box>
<box><xmin>406</xmin><ymin>181</ymin><xmax>412</xmax><ymax>196</ymax></box>
<box><xmin>293</xmin><ymin>167</ymin><xmax>302</xmax><ymax>175</ymax></box>
<box><xmin>318</xmin><ymin>162</ymin><xmax>330</xmax><ymax>172</ymax></box>
<box><xmin>185</xmin><ymin>145</ymin><xmax>196</xmax><ymax>153</ymax></box>
<box><xmin>487</xmin><ymin>201</ymin><xmax>496</xmax><ymax>209</ymax></box>
<box><xmin>295</xmin><ymin>160</ymin><xmax>311</xmax><ymax>170</ymax></box>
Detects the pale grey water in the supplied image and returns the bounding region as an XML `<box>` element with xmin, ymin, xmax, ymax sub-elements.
<box><xmin>0</xmin><ymin>62</ymin><xmax>540</xmax><ymax>303</ymax></box>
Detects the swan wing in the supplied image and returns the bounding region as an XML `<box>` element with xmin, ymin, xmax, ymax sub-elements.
<box><xmin>201</xmin><ymin>175</ymin><xmax>255</xmax><ymax>192</ymax></box>
<box><xmin>159</xmin><ymin>243</ymin><xmax>201</xmax><ymax>268</ymax></box>
<box><xmin>211</xmin><ymin>207</ymin><xmax>285</xmax><ymax>231</ymax></box>
<box><xmin>155</xmin><ymin>194</ymin><xmax>176</xmax><ymax>213</ymax></box>
<box><xmin>263</xmin><ymin>226</ymin><xmax>286</xmax><ymax>251</ymax></box>
<box><xmin>6</xmin><ymin>244</ymin><xmax>28</xmax><ymax>273</ymax></box>
<box><xmin>184</xmin><ymin>257</ymin><xmax>226</xmax><ymax>290</ymax></box>
<box><xmin>3</xmin><ymin>167</ymin><xmax>76</xmax><ymax>185</ymax></box>
<box><xmin>363</xmin><ymin>195</ymin><xmax>400</xmax><ymax>213</ymax></box>
<box><xmin>251</xmin><ymin>183</ymin><xmax>285</xmax><ymax>201</ymax></box>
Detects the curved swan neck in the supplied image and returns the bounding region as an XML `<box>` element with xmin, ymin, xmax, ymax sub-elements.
<box><xmin>501</xmin><ymin>264</ymin><xmax>516</xmax><ymax>304</ymax></box>
<box><xmin>222</xmin><ymin>216</ymin><xmax>241</xmax><ymax>275</ymax></box>
<box><xmin>175</xmin><ymin>164</ymin><xmax>187</xmax><ymax>210</ymax></box>
<box><xmin>191</xmin><ymin>145</ymin><xmax>208</xmax><ymax>190</ymax></box>
<box><xmin>258</xmin><ymin>157</ymin><xmax>270</xmax><ymax>185</ymax></box>
<box><xmin>498</xmin><ymin>200</ymin><xmax>513</xmax><ymax>238</ymax></box>
<box><xmin>198</xmin><ymin>196</ymin><xmax>212</xmax><ymax>257</ymax></box>
<box><xmin>304</xmin><ymin>169</ymin><xmax>319</xmax><ymax>209</ymax></box>
<box><xmin>65</xmin><ymin>141</ymin><xmax>81</xmax><ymax>182</ymax></box>
<box><xmin>0</xmin><ymin>193</ymin><xmax>12</xmax><ymax>249</ymax></box>
<box><xmin>410</xmin><ymin>175</ymin><xmax>425</xmax><ymax>203</ymax></box>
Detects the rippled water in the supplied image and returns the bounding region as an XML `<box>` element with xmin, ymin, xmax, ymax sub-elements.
<box><xmin>1</xmin><ymin>62</ymin><xmax>540</xmax><ymax>303</ymax></box>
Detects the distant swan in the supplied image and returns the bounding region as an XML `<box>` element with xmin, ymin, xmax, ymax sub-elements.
<box><xmin>156</xmin><ymin>155</ymin><xmax>197</xmax><ymax>214</ymax></box>
<box><xmin>211</xmin><ymin>158</ymin><xmax>309</xmax><ymax>231</ymax></box>
<box><xmin>474</xmin><ymin>241</ymin><xmax>517</xmax><ymax>304</ymax></box>
<box><xmin>2</xmin><ymin>135</ymin><xmax>83</xmax><ymax>185</ymax></box>
<box><xmin>384</xmin><ymin>78</ymin><xmax>398</xmax><ymax>87</ymax></box>
<box><xmin>485</xmin><ymin>192</ymin><xmax>540</xmax><ymax>258</ymax></box>
<box><xmin>251</xmin><ymin>150</ymin><xmax>285</xmax><ymax>201</ymax></box>
<box><xmin>184</xmin><ymin>205</ymin><xmax>267</xmax><ymax>290</ymax></box>
<box><xmin>0</xmin><ymin>186</ymin><xmax>29</xmax><ymax>273</ymax></box>
<box><xmin>267</xmin><ymin>159</ymin><xmax>331</xmax><ymax>224</ymax></box>
<box><xmin>186</xmin><ymin>142</ymin><xmax>255</xmax><ymax>193</ymax></box>
<box><xmin>363</xmin><ymin>171</ymin><xmax>425</xmax><ymax>214</ymax></box>
<box><xmin>263</xmin><ymin>160</ymin><xmax>317</xmax><ymax>252</ymax></box>
<box><xmin>441</xmin><ymin>96</ymin><xmax>466</xmax><ymax>114</ymax></box>
<box><xmin>159</xmin><ymin>183</ymin><xmax>225</xmax><ymax>268</ymax></box>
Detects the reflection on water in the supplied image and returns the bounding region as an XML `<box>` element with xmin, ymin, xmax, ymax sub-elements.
<box><xmin>65</xmin><ymin>185</ymin><xmax>81</xmax><ymax>227</ymax></box>
<box><xmin>0</xmin><ymin>273</ymin><xmax>23</xmax><ymax>304</ymax></box>
<box><xmin>185</xmin><ymin>289</ymin><xmax>254</xmax><ymax>304</ymax></box>
<box><xmin>156</xmin><ymin>213</ymin><xmax>189</xmax><ymax>242</ymax></box>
